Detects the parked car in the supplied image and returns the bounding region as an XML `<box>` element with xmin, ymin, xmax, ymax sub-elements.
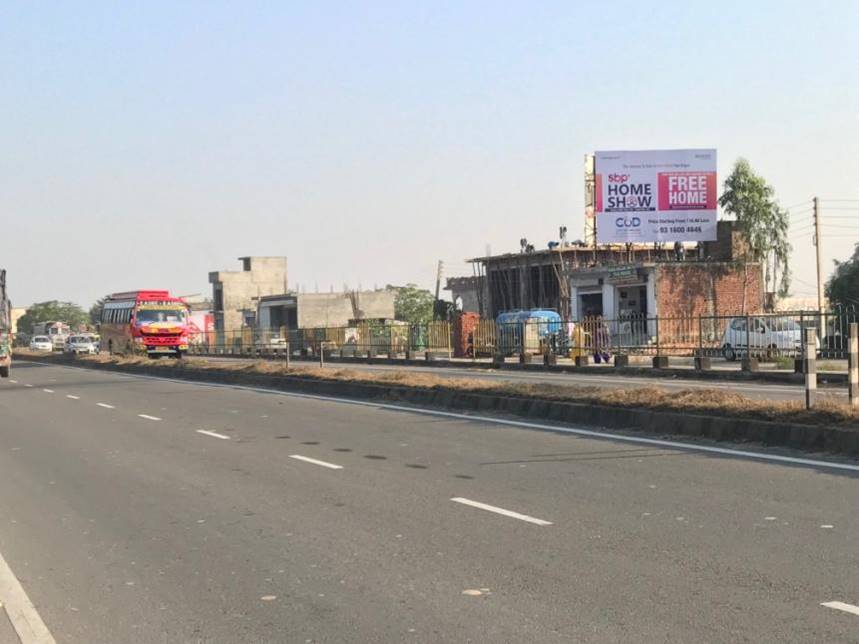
<box><xmin>65</xmin><ymin>334</ymin><xmax>99</xmax><ymax>355</ymax></box>
<box><xmin>721</xmin><ymin>316</ymin><xmax>818</xmax><ymax>360</ymax></box>
<box><xmin>29</xmin><ymin>335</ymin><xmax>54</xmax><ymax>352</ymax></box>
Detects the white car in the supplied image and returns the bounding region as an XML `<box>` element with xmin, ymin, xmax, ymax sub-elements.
<box><xmin>721</xmin><ymin>317</ymin><xmax>818</xmax><ymax>360</ymax></box>
<box><xmin>29</xmin><ymin>335</ymin><xmax>54</xmax><ymax>352</ymax></box>
<box><xmin>65</xmin><ymin>335</ymin><xmax>99</xmax><ymax>355</ymax></box>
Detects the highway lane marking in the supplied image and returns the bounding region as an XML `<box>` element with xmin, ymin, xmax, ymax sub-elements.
<box><xmin>450</xmin><ymin>497</ymin><xmax>552</xmax><ymax>526</ymax></box>
<box><xmin>24</xmin><ymin>384</ymin><xmax>33</xmax><ymax>388</ymax></box>
<box><xmin>197</xmin><ymin>429</ymin><xmax>231</xmax><ymax>440</ymax></box>
<box><xmin>8</xmin><ymin>379</ymin><xmax>16</xmax><ymax>383</ymax></box>
<box><xmin>821</xmin><ymin>601</ymin><xmax>859</xmax><ymax>617</ymax></box>
<box><xmin>0</xmin><ymin>545</ymin><xmax>57</xmax><ymax>643</ymax></box>
<box><xmin>66</xmin><ymin>395</ymin><xmax>80</xmax><ymax>400</ymax></box>
<box><xmin>35</xmin><ymin>362</ymin><xmax>859</xmax><ymax>474</ymax></box>
<box><xmin>42</xmin><ymin>389</ymin><xmax>54</xmax><ymax>393</ymax></box>
<box><xmin>137</xmin><ymin>414</ymin><xmax>161</xmax><ymax>421</ymax></box>
<box><xmin>288</xmin><ymin>454</ymin><xmax>343</xmax><ymax>470</ymax></box>
<box><xmin>96</xmin><ymin>403</ymin><xmax>115</xmax><ymax>409</ymax></box>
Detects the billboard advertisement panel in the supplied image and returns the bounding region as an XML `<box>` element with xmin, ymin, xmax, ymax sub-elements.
<box><xmin>595</xmin><ymin>149</ymin><xmax>717</xmax><ymax>243</ymax></box>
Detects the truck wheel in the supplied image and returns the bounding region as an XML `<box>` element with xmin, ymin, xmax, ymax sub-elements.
<box><xmin>0</xmin><ymin>366</ymin><xmax>9</xmax><ymax>378</ymax></box>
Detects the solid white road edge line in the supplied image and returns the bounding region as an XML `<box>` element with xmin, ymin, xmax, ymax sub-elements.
<box><xmin>450</xmin><ymin>497</ymin><xmax>553</xmax><ymax>526</ymax></box>
<box><xmin>34</xmin><ymin>361</ymin><xmax>859</xmax><ymax>473</ymax></box>
<box><xmin>96</xmin><ymin>403</ymin><xmax>115</xmax><ymax>409</ymax></box>
<box><xmin>66</xmin><ymin>395</ymin><xmax>80</xmax><ymax>400</ymax></box>
<box><xmin>137</xmin><ymin>414</ymin><xmax>161</xmax><ymax>421</ymax></box>
<box><xmin>0</xmin><ymin>546</ymin><xmax>56</xmax><ymax>644</ymax></box>
<box><xmin>821</xmin><ymin>601</ymin><xmax>859</xmax><ymax>617</ymax></box>
<box><xmin>288</xmin><ymin>454</ymin><xmax>343</xmax><ymax>470</ymax></box>
<box><xmin>196</xmin><ymin>429</ymin><xmax>230</xmax><ymax>440</ymax></box>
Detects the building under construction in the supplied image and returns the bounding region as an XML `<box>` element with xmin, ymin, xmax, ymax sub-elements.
<box><xmin>470</xmin><ymin>221</ymin><xmax>764</xmax><ymax>321</ymax></box>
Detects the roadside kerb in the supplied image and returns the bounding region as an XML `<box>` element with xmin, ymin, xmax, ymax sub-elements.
<box><xmin>16</xmin><ymin>353</ymin><xmax>859</xmax><ymax>458</ymax></box>
<box><xmin>188</xmin><ymin>347</ymin><xmax>849</xmax><ymax>387</ymax></box>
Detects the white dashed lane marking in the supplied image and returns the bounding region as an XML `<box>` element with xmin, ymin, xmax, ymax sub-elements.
<box><xmin>8</xmin><ymin>379</ymin><xmax>16</xmax><ymax>383</ymax></box>
<box><xmin>822</xmin><ymin>601</ymin><xmax>859</xmax><ymax>617</ymax></box>
<box><xmin>288</xmin><ymin>455</ymin><xmax>343</xmax><ymax>470</ymax></box>
<box><xmin>96</xmin><ymin>403</ymin><xmax>115</xmax><ymax>409</ymax></box>
<box><xmin>24</xmin><ymin>384</ymin><xmax>33</xmax><ymax>388</ymax></box>
<box><xmin>450</xmin><ymin>497</ymin><xmax>553</xmax><ymax>526</ymax></box>
<box><xmin>42</xmin><ymin>389</ymin><xmax>54</xmax><ymax>393</ymax></box>
<box><xmin>137</xmin><ymin>414</ymin><xmax>161</xmax><ymax>421</ymax></box>
<box><xmin>196</xmin><ymin>430</ymin><xmax>230</xmax><ymax>440</ymax></box>
<box><xmin>66</xmin><ymin>395</ymin><xmax>80</xmax><ymax>400</ymax></box>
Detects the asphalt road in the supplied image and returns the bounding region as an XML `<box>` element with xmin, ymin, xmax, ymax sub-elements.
<box><xmin>0</xmin><ymin>361</ymin><xmax>858</xmax><ymax>643</ymax></box>
<box><xmin>203</xmin><ymin>356</ymin><xmax>845</xmax><ymax>403</ymax></box>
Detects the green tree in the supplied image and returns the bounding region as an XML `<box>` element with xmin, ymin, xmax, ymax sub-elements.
<box><xmin>89</xmin><ymin>298</ymin><xmax>105</xmax><ymax>325</ymax></box>
<box><xmin>719</xmin><ymin>158</ymin><xmax>792</xmax><ymax>306</ymax></box>
<box><xmin>826</xmin><ymin>243</ymin><xmax>859</xmax><ymax>308</ymax></box>
<box><xmin>17</xmin><ymin>301</ymin><xmax>90</xmax><ymax>335</ymax></box>
<box><xmin>389</xmin><ymin>284</ymin><xmax>434</xmax><ymax>324</ymax></box>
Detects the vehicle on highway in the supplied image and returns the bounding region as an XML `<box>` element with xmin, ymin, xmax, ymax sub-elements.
<box><xmin>31</xmin><ymin>320</ymin><xmax>71</xmax><ymax>352</ymax></box>
<box><xmin>64</xmin><ymin>334</ymin><xmax>99</xmax><ymax>355</ymax></box>
<box><xmin>721</xmin><ymin>316</ymin><xmax>818</xmax><ymax>360</ymax></box>
<box><xmin>99</xmin><ymin>290</ymin><xmax>191</xmax><ymax>358</ymax></box>
<box><xmin>29</xmin><ymin>335</ymin><xmax>54</xmax><ymax>352</ymax></box>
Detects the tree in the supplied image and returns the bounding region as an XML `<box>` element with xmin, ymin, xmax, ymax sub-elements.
<box><xmin>719</xmin><ymin>159</ymin><xmax>792</xmax><ymax>307</ymax></box>
<box><xmin>89</xmin><ymin>298</ymin><xmax>105</xmax><ymax>325</ymax></box>
<box><xmin>826</xmin><ymin>243</ymin><xmax>859</xmax><ymax>308</ymax></box>
<box><xmin>389</xmin><ymin>284</ymin><xmax>434</xmax><ymax>324</ymax></box>
<box><xmin>17</xmin><ymin>301</ymin><xmax>90</xmax><ymax>335</ymax></box>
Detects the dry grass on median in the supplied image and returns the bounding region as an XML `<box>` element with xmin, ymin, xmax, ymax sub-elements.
<box><xmin>17</xmin><ymin>349</ymin><xmax>859</xmax><ymax>429</ymax></box>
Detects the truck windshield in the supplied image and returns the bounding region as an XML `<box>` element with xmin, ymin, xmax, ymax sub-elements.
<box><xmin>136</xmin><ymin>309</ymin><xmax>186</xmax><ymax>323</ymax></box>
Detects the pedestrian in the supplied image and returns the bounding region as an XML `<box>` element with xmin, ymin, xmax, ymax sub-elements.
<box><xmin>593</xmin><ymin>315</ymin><xmax>611</xmax><ymax>364</ymax></box>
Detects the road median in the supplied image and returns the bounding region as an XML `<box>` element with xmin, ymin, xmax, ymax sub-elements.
<box><xmin>15</xmin><ymin>350</ymin><xmax>859</xmax><ymax>457</ymax></box>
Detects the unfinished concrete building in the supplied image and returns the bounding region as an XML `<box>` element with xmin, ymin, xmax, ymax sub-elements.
<box><xmin>209</xmin><ymin>256</ymin><xmax>288</xmax><ymax>335</ymax></box>
<box><xmin>257</xmin><ymin>290</ymin><xmax>395</xmax><ymax>331</ymax></box>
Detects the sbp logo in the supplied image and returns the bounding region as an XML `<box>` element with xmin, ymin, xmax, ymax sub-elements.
<box><xmin>608</xmin><ymin>174</ymin><xmax>630</xmax><ymax>183</ymax></box>
<box><xmin>615</xmin><ymin>217</ymin><xmax>641</xmax><ymax>227</ymax></box>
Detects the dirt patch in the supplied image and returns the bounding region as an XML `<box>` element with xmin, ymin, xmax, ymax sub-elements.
<box><xmin>16</xmin><ymin>349</ymin><xmax>859</xmax><ymax>430</ymax></box>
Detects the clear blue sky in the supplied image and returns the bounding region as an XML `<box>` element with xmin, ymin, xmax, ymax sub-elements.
<box><xmin>2</xmin><ymin>1</ymin><xmax>857</xmax><ymax>307</ymax></box>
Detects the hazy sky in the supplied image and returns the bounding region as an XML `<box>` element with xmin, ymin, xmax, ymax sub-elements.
<box><xmin>2</xmin><ymin>1</ymin><xmax>857</xmax><ymax>309</ymax></box>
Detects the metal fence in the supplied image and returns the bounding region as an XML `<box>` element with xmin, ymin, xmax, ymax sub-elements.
<box><xmin>188</xmin><ymin>305</ymin><xmax>857</xmax><ymax>362</ymax></box>
<box><xmin>193</xmin><ymin>322</ymin><xmax>454</xmax><ymax>358</ymax></box>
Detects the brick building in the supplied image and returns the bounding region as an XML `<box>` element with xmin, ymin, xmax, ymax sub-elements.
<box><xmin>471</xmin><ymin>221</ymin><xmax>763</xmax><ymax>322</ymax></box>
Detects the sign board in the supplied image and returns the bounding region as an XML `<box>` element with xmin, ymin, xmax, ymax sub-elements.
<box><xmin>595</xmin><ymin>149</ymin><xmax>717</xmax><ymax>243</ymax></box>
<box><xmin>607</xmin><ymin>267</ymin><xmax>640</xmax><ymax>285</ymax></box>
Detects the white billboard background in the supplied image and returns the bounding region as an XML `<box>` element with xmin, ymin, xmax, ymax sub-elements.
<box><xmin>595</xmin><ymin>149</ymin><xmax>717</xmax><ymax>244</ymax></box>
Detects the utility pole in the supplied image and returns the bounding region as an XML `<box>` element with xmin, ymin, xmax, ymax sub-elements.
<box><xmin>813</xmin><ymin>196</ymin><xmax>824</xmax><ymax>313</ymax></box>
<box><xmin>434</xmin><ymin>260</ymin><xmax>444</xmax><ymax>321</ymax></box>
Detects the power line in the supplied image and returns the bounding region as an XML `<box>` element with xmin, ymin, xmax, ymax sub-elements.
<box><xmin>784</xmin><ymin>199</ymin><xmax>813</xmax><ymax>210</ymax></box>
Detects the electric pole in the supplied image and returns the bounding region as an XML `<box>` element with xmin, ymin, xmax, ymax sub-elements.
<box><xmin>813</xmin><ymin>196</ymin><xmax>824</xmax><ymax>313</ymax></box>
<box><xmin>434</xmin><ymin>260</ymin><xmax>444</xmax><ymax>320</ymax></box>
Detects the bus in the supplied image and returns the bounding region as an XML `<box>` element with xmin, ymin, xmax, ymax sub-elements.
<box><xmin>99</xmin><ymin>290</ymin><xmax>191</xmax><ymax>358</ymax></box>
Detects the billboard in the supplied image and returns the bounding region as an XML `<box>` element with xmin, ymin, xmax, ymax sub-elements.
<box><xmin>595</xmin><ymin>149</ymin><xmax>717</xmax><ymax>243</ymax></box>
